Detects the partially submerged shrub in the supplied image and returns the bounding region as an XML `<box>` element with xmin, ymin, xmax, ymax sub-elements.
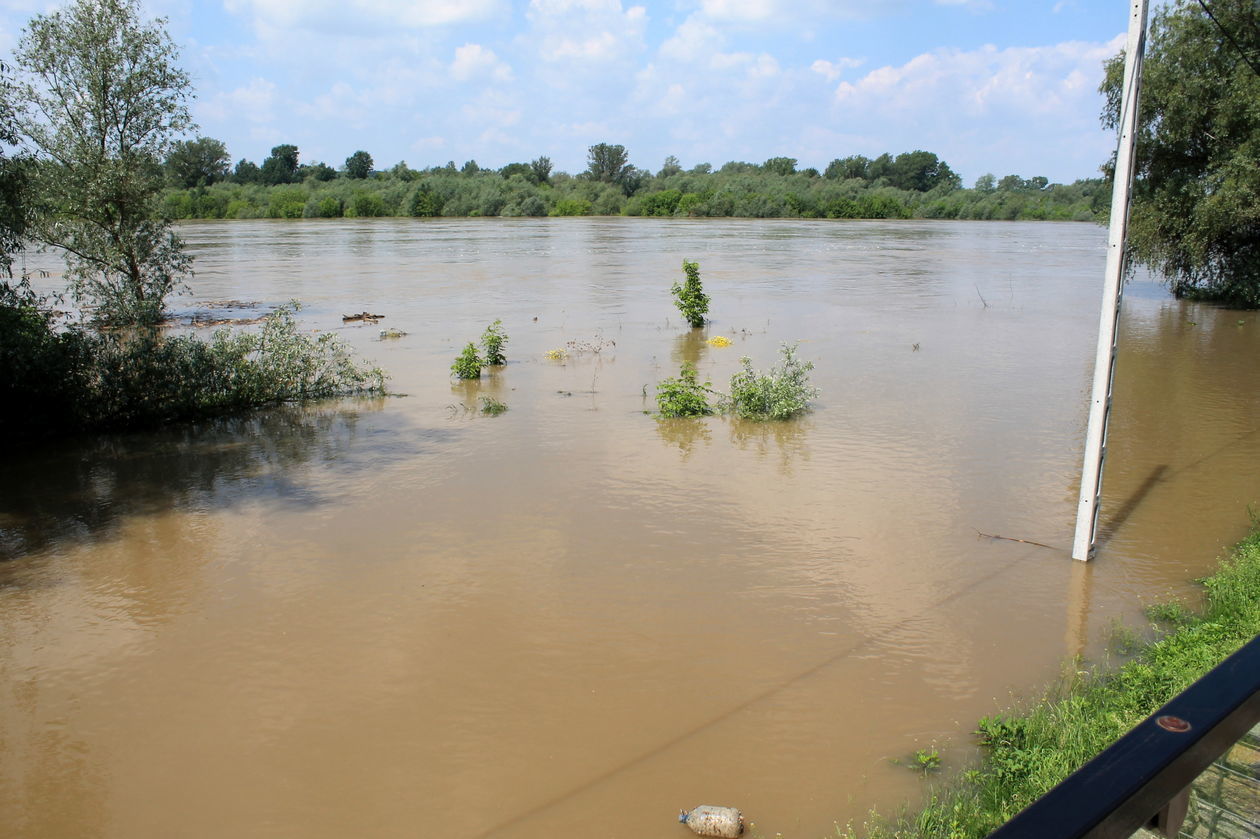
<box><xmin>656</xmin><ymin>362</ymin><xmax>715</xmax><ymax>417</ymax></box>
<box><xmin>671</xmin><ymin>259</ymin><xmax>710</xmax><ymax>328</ymax></box>
<box><xmin>451</xmin><ymin>342</ymin><xmax>483</xmax><ymax>379</ymax></box>
<box><xmin>481</xmin><ymin>319</ymin><xmax>508</xmax><ymax>365</ymax></box>
<box><xmin>480</xmin><ymin>396</ymin><xmax>507</xmax><ymax>416</ymax></box>
<box><xmin>1</xmin><ymin>294</ymin><xmax>386</xmax><ymax>436</ymax></box>
<box><xmin>728</xmin><ymin>343</ymin><xmax>818</xmax><ymax>420</ymax></box>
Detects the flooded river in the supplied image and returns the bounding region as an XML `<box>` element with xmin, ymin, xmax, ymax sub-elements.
<box><xmin>2</xmin><ymin>218</ymin><xmax>1259</xmax><ymax>838</ymax></box>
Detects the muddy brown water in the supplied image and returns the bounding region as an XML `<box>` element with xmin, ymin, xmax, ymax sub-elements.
<box><xmin>3</xmin><ymin>218</ymin><xmax>1259</xmax><ymax>839</ymax></box>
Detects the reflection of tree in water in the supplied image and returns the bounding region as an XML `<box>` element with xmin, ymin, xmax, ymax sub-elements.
<box><xmin>449</xmin><ymin>373</ymin><xmax>509</xmax><ymax>414</ymax></box>
<box><xmin>670</xmin><ymin>329</ymin><xmax>708</xmax><ymax>369</ymax></box>
<box><xmin>729</xmin><ymin>415</ymin><xmax>813</xmax><ymax>474</ymax></box>
<box><xmin>655</xmin><ymin>417</ymin><xmax>713</xmax><ymax>460</ymax></box>
<box><xmin>0</xmin><ymin>399</ymin><xmax>450</xmax><ymax>563</ymax></box>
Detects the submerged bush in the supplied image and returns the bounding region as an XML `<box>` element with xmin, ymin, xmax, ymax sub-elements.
<box><xmin>0</xmin><ymin>292</ymin><xmax>386</xmax><ymax>437</ymax></box>
<box><xmin>481</xmin><ymin>319</ymin><xmax>508</xmax><ymax>366</ymax></box>
<box><xmin>451</xmin><ymin>342</ymin><xmax>483</xmax><ymax>379</ymax></box>
<box><xmin>656</xmin><ymin>362</ymin><xmax>714</xmax><ymax>418</ymax></box>
<box><xmin>728</xmin><ymin>343</ymin><xmax>818</xmax><ymax>420</ymax></box>
<box><xmin>671</xmin><ymin>259</ymin><xmax>710</xmax><ymax>328</ymax></box>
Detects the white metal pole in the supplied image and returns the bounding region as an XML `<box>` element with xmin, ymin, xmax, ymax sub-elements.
<box><xmin>1072</xmin><ymin>0</ymin><xmax>1149</xmax><ymax>561</ymax></box>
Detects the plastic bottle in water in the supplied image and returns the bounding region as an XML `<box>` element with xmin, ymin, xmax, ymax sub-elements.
<box><xmin>678</xmin><ymin>804</ymin><xmax>744</xmax><ymax>837</ymax></box>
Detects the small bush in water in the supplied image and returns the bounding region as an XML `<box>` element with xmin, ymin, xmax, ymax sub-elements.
<box><xmin>451</xmin><ymin>342</ymin><xmax>483</xmax><ymax>379</ymax></box>
<box><xmin>480</xmin><ymin>396</ymin><xmax>507</xmax><ymax>416</ymax></box>
<box><xmin>671</xmin><ymin>259</ymin><xmax>710</xmax><ymax>328</ymax></box>
<box><xmin>481</xmin><ymin>319</ymin><xmax>508</xmax><ymax>366</ymax></box>
<box><xmin>728</xmin><ymin>343</ymin><xmax>818</xmax><ymax>420</ymax></box>
<box><xmin>656</xmin><ymin>362</ymin><xmax>715</xmax><ymax>418</ymax></box>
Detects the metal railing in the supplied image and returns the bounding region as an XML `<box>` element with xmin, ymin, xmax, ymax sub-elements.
<box><xmin>986</xmin><ymin>634</ymin><xmax>1260</xmax><ymax>839</ymax></box>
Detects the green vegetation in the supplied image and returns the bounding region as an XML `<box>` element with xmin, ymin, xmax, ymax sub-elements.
<box><xmin>655</xmin><ymin>362</ymin><xmax>715</xmax><ymax>418</ymax></box>
<box><xmin>654</xmin><ymin>344</ymin><xmax>818</xmax><ymax>421</ymax></box>
<box><xmin>728</xmin><ymin>344</ymin><xmax>818</xmax><ymax>421</ymax></box>
<box><xmin>1101</xmin><ymin>1</ymin><xmax>1260</xmax><ymax>306</ymax></box>
<box><xmin>671</xmin><ymin>260</ymin><xmax>710</xmax><ymax>328</ymax></box>
<box><xmin>12</xmin><ymin>0</ymin><xmax>194</xmax><ymax>326</ymax></box>
<box><xmin>451</xmin><ymin>342</ymin><xmax>483</xmax><ymax>379</ymax></box>
<box><xmin>159</xmin><ymin>143</ymin><xmax>1105</xmax><ymax>224</ymax></box>
<box><xmin>481</xmin><ymin>319</ymin><xmax>508</xmax><ymax>366</ymax></box>
<box><xmin>0</xmin><ymin>292</ymin><xmax>385</xmax><ymax>438</ymax></box>
<box><xmin>847</xmin><ymin>522</ymin><xmax>1260</xmax><ymax>839</ymax></box>
<box><xmin>913</xmin><ymin>748</ymin><xmax>942</xmax><ymax>774</ymax></box>
<box><xmin>479</xmin><ymin>396</ymin><xmax>508</xmax><ymax>416</ymax></box>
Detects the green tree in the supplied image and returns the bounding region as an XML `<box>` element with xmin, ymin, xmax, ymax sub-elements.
<box><xmin>306</xmin><ymin>161</ymin><xmax>337</xmax><ymax>182</ymax></box>
<box><xmin>586</xmin><ymin>142</ymin><xmax>631</xmax><ymax>184</ymax></box>
<box><xmin>658</xmin><ymin>155</ymin><xmax>683</xmax><ymax>177</ymax></box>
<box><xmin>165</xmin><ymin>136</ymin><xmax>229</xmax><ymax>188</ymax></box>
<box><xmin>344</xmin><ymin>150</ymin><xmax>373</xmax><ymax>179</ymax></box>
<box><xmin>12</xmin><ymin>0</ymin><xmax>194</xmax><ymax>325</ymax></box>
<box><xmin>825</xmin><ymin>155</ymin><xmax>871</xmax><ymax>181</ymax></box>
<box><xmin>762</xmin><ymin>156</ymin><xmax>797</xmax><ymax>176</ymax></box>
<box><xmin>261</xmin><ymin>144</ymin><xmax>300</xmax><ymax>185</ymax></box>
<box><xmin>888</xmin><ymin>150</ymin><xmax>960</xmax><ymax>192</ymax></box>
<box><xmin>0</xmin><ymin>64</ymin><xmax>30</xmax><ymax>276</ymax></box>
<box><xmin>1101</xmin><ymin>0</ymin><xmax>1260</xmax><ymax>304</ymax></box>
<box><xmin>671</xmin><ymin>259</ymin><xmax>710</xmax><ymax>328</ymax></box>
<box><xmin>232</xmin><ymin>158</ymin><xmax>262</xmax><ymax>184</ymax></box>
<box><xmin>530</xmin><ymin>155</ymin><xmax>552</xmax><ymax>184</ymax></box>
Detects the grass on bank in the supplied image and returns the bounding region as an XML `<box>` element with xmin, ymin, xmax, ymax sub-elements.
<box><xmin>845</xmin><ymin>524</ymin><xmax>1260</xmax><ymax>839</ymax></box>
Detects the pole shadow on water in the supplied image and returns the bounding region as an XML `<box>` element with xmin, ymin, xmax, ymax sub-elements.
<box><xmin>0</xmin><ymin>400</ymin><xmax>455</xmax><ymax>567</ymax></box>
<box><xmin>1094</xmin><ymin>464</ymin><xmax>1169</xmax><ymax>549</ymax></box>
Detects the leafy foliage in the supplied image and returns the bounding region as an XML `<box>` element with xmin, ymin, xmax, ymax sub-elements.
<box><xmin>344</xmin><ymin>150</ymin><xmax>373</xmax><ymax>180</ymax></box>
<box><xmin>451</xmin><ymin>342</ymin><xmax>483</xmax><ymax>379</ymax></box>
<box><xmin>0</xmin><ymin>294</ymin><xmax>386</xmax><ymax>437</ymax></box>
<box><xmin>655</xmin><ymin>362</ymin><xmax>714</xmax><ymax>418</ymax></box>
<box><xmin>165</xmin><ymin>137</ymin><xmax>230</xmax><ymax>189</ymax></box>
<box><xmin>161</xmin><ymin>143</ymin><xmax>1101</xmax><ymax>224</ymax></box>
<box><xmin>727</xmin><ymin>344</ymin><xmax>818</xmax><ymax>421</ymax></box>
<box><xmin>479</xmin><ymin>396</ymin><xmax>507</xmax><ymax>416</ymax></box>
<box><xmin>480</xmin><ymin>319</ymin><xmax>508</xmax><ymax>366</ymax></box>
<box><xmin>1101</xmin><ymin>0</ymin><xmax>1260</xmax><ymax>305</ymax></box>
<box><xmin>261</xmin><ymin>144</ymin><xmax>300</xmax><ymax>185</ymax></box>
<box><xmin>12</xmin><ymin>0</ymin><xmax>194</xmax><ymax>325</ymax></box>
<box><xmin>671</xmin><ymin>259</ymin><xmax>710</xmax><ymax>328</ymax></box>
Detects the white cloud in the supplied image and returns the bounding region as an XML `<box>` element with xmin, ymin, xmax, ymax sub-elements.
<box><xmin>223</xmin><ymin>0</ymin><xmax>505</xmax><ymax>34</ymax></box>
<box><xmin>824</xmin><ymin>36</ymin><xmax>1124</xmax><ymax>179</ymax></box>
<box><xmin>811</xmin><ymin>57</ymin><xmax>864</xmax><ymax>82</ymax></box>
<box><xmin>526</xmin><ymin>0</ymin><xmax>647</xmax><ymax>64</ymax></box>
<box><xmin>832</xmin><ymin>38</ymin><xmax>1121</xmax><ymax>116</ymax></box>
<box><xmin>450</xmin><ymin>44</ymin><xmax>513</xmax><ymax>81</ymax></box>
<box><xmin>198</xmin><ymin>77</ymin><xmax>279</xmax><ymax>124</ymax></box>
<box><xmin>695</xmin><ymin>0</ymin><xmax>881</xmax><ymax>24</ymax></box>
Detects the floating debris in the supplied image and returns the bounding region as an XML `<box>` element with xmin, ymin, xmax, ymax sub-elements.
<box><xmin>343</xmin><ymin>312</ymin><xmax>384</xmax><ymax>323</ymax></box>
<box><xmin>707</xmin><ymin>335</ymin><xmax>733</xmax><ymax>347</ymax></box>
<box><xmin>544</xmin><ymin>348</ymin><xmax>567</xmax><ymax>360</ymax></box>
<box><xmin>679</xmin><ymin>805</ymin><xmax>743</xmax><ymax>837</ymax></box>
<box><xmin>379</xmin><ymin>329</ymin><xmax>408</xmax><ymax>339</ymax></box>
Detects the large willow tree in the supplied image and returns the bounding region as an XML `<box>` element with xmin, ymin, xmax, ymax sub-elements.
<box><xmin>13</xmin><ymin>0</ymin><xmax>194</xmax><ymax>325</ymax></box>
<box><xmin>1102</xmin><ymin>0</ymin><xmax>1260</xmax><ymax>306</ymax></box>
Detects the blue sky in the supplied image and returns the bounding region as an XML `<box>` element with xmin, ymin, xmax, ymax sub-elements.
<box><xmin>0</xmin><ymin>1</ymin><xmax>1133</xmax><ymax>184</ymax></box>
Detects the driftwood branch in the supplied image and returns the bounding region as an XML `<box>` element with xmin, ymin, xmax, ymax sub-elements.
<box><xmin>974</xmin><ymin>529</ymin><xmax>1060</xmax><ymax>551</ymax></box>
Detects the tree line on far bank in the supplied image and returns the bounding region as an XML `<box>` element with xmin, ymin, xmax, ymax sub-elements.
<box><xmin>161</xmin><ymin>139</ymin><xmax>1107</xmax><ymax>223</ymax></box>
